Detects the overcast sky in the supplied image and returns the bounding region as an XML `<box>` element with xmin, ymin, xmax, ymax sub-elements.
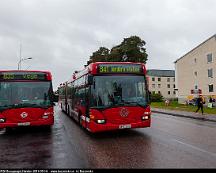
<box><xmin>0</xmin><ymin>0</ymin><xmax>215</xmax><ymax>90</ymax></box>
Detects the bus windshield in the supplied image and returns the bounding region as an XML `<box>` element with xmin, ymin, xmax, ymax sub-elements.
<box><xmin>90</xmin><ymin>75</ymin><xmax>148</xmax><ymax>108</ymax></box>
<box><xmin>0</xmin><ymin>81</ymin><xmax>53</xmax><ymax>111</ymax></box>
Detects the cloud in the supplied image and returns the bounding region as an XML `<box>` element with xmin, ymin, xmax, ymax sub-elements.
<box><xmin>0</xmin><ymin>0</ymin><xmax>215</xmax><ymax>89</ymax></box>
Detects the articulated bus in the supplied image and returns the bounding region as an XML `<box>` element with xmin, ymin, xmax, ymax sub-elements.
<box><xmin>58</xmin><ymin>82</ymin><xmax>67</xmax><ymax>112</ymax></box>
<box><xmin>59</xmin><ymin>62</ymin><xmax>151</xmax><ymax>133</ymax></box>
<box><xmin>0</xmin><ymin>70</ymin><xmax>54</xmax><ymax>130</ymax></box>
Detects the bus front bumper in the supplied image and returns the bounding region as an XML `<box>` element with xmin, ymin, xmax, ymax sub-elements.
<box><xmin>0</xmin><ymin>117</ymin><xmax>54</xmax><ymax>129</ymax></box>
<box><xmin>87</xmin><ymin>119</ymin><xmax>151</xmax><ymax>133</ymax></box>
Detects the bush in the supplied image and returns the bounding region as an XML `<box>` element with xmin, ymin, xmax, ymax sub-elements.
<box><xmin>169</xmin><ymin>98</ymin><xmax>178</xmax><ymax>102</ymax></box>
<box><xmin>150</xmin><ymin>92</ymin><xmax>163</xmax><ymax>102</ymax></box>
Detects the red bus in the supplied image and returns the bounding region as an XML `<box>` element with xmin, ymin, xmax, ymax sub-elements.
<box><xmin>59</xmin><ymin>62</ymin><xmax>151</xmax><ymax>133</ymax></box>
<box><xmin>0</xmin><ymin>70</ymin><xmax>54</xmax><ymax>130</ymax></box>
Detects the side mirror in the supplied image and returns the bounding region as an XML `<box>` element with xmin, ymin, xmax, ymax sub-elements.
<box><xmin>88</xmin><ymin>75</ymin><xmax>93</xmax><ymax>85</ymax></box>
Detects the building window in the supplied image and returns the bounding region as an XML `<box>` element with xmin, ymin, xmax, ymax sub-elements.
<box><xmin>195</xmin><ymin>85</ymin><xmax>198</xmax><ymax>90</ymax></box>
<box><xmin>152</xmin><ymin>77</ymin><xmax>155</xmax><ymax>81</ymax></box>
<box><xmin>173</xmin><ymin>84</ymin><xmax>175</xmax><ymax>88</ymax></box>
<box><xmin>158</xmin><ymin>78</ymin><xmax>161</xmax><ymax>82</ymax></box>
<box><xmin>194</xmin><ymin>58</ymin><xmax>197</xmax><ymax>63</ymax></box>
<box><xmin>173</xmin><ymin>78</ymin><xmax>175</xmax><ymax>82</ymax></box>
<box><xmin>208</xmin><ymin>68</ymin><xmax>213</xmax><ymax>78</ymax></box>
<box><xmin>152</xmin><ymin>84</ymin><xmax>155</xmax><ymax>88</ymax></box>
<box><xmin>173</xmin><ymin>91</ymin><xmax>176</xmax><ymax>95</ymax></box>
<box><xmin>194</xmin><ymin>71</ymin><xmax>197</xmax><ymax>76</ymax></box>
<box><xmin>209</xmin><ymin>84</ymin><xmax>214</xmax><ymax>92</ymax></box>
<box><xmin>158</xmin><ymin>84</ymin><xmax>161</xmax><ymax>88</ymax></box>
<box><xmin>167</xmin><ymin>84</ymin><xmax>170</xmax><ymax>88</ymax></box>
<box><xmin>168</xmin><ymin>91</ymin><xmax>170</xmax><ymax>95</ymax></box>
<box><xmin>167</xmin><ymin>78</ymin><xmax>170</xmax><ymax>82</ymax></box>
<box><xmin>207</xmin><ymin>53</ymin><xmax>213</xmax><ymax>63</ymax></box>
<box><xmin>158</xmin><ymin>91</ymin><xmax>161</xmax><ymax>94</ymax></box>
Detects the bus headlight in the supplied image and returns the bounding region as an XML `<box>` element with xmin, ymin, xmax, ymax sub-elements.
<box><xmin>43</xmin><ymin>112</ymin><xmax>52</xmax><ymax>119</ymax></box>
<box><xmin>144</xmin><ymin>111</ymin><xmax>151</xmax><ymax>115</ymax></box>
<box><xmin>141</xmin><ymin>116</ymin><xmax>149</xmax><ymax>120</ymax></box>
<box><xmin>96</xmin><ymin>119</ymin><xmax>106</xmax><ymax>124</ymax></box>
<box><xmin>42</xmin><ymin>115</ymin><xmax>49</xmax><ymax>119</ymax></box>
<box><xmin>0</xmin><ymin>118</ymin><xmax>5</xmax><ymax>123</ymax></box>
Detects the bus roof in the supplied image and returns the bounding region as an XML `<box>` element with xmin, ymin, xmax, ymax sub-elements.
<box><xmin>0</xmin><ymin>70</ymin><xmax>52</xmax><ymax>81</ymax></box>
<box><xmin>0</xmin><ymin>70</ymin><xmax>51</xmax><ymax>73</ymax></box>
<box><xmin>67</xmin><ymin>62</ymin><xmax>146</xmax><ymax>82</ymax></box>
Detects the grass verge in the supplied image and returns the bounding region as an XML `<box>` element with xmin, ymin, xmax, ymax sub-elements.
<box><xmin>151</xmin><ymin>101</ymin><xmax>216</xmax><ymax>115</ymax></box>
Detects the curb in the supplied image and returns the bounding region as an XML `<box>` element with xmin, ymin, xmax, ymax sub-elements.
<box><xmin>151</xmin><ymin>110</ymin><xmax>216</xmax><ymax>123</ymax></box>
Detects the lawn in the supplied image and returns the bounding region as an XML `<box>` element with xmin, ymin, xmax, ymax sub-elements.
<box><xmin>151</xmin><ymin>101</ymin><xmax>216</xmax><ymax>115</ymax></box>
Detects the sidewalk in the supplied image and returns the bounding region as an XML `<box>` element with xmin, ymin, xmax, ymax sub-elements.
<box><xmin>151</xmin><ymin>107</ymin><xmax>216</xmax><ymax>122</ymax></box>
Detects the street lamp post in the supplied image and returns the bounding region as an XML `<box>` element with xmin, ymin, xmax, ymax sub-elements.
<box><xmin>18</xmin><ymin>57</ymin><xmax>33</xmax><ymax>70</ymax></box>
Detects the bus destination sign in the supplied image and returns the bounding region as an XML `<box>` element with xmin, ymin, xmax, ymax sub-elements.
<box><xmin>0</xmin><ymin>72</ymin><xmax>47</xmax><ymax>81</ymax></box>
<box><xmin>98</xmin><ymin>64</ymin><xmax>143</xmax><ymax>74</ymax></box>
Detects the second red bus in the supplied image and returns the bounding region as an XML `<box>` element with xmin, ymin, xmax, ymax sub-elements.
<box><xmin>59</xmin><ymin>62</ymin><xmax>151</xmax><ymax>133</ymax></box>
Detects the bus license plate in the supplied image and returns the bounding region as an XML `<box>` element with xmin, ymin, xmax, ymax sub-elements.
<box><xmin>18</xmin><ymin>122</ymin><xmax>30</xmax><ymax>126</ymax></box>
<box><xmin>119</xmin><ymin>124</ymin><xmax>131</xmax><ymax>129</ymax></box>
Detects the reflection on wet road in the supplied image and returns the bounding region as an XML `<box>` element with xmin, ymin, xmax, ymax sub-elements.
<box><xmin>0</xmin><ymin>107</ymin><xmax>88</xmax><ymax>169</ymax></box>
<box><xmin>0</xmin><ymin>106</ymin><xmax>216</xmax><ymax>168</ymax></box>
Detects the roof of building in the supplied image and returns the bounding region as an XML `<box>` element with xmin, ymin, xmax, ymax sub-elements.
<box><xmin>174</xmin><ymin>34</ymin><xmax>216</xmax><ymax>63</ymax></box>
<box><xmin>147</xmin><ymin>69</ymin><xmax>175</xmax><ymax>77</ymax></box>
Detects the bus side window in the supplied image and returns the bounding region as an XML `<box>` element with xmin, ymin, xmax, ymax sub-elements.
<box><xmin>80</xmin><ymin>88</ymin><xmax>86</xmax><ymax>106</ymax></box>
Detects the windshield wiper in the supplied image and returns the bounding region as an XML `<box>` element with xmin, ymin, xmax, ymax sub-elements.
<box><xmin>0</xmin><ymin>105</ymin><xmax>13</xmax><ymax>110</ymax></box>
<box><xmin>0</xmin><ymin>104</ymin><xmax>19</xmax><ymax>111</ymax></box>
<box><xmin>0</xmin><ymin>102</ymin><xmax>52</xmax><ymax>111</ymax></box>
<box><xmin>122</xmin><ymin>100</ymin><xmax>147</xmax><ymax>108</ymax></box>
<box><xmin>8</xmin><ymin>103</ymin><xmax>50</xmax><ymax>109</ymax></box>
<box><xmin>18</xmin><ymin>103</ymin><xmax>51</xmax><ymax>108</ymax></box>
<box><xmin>91</xmin><ymin>102</ymin><xmax>125</xmax><ymax>110</ymax></box>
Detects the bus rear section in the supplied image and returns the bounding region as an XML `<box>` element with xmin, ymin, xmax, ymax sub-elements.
<box><xmin>0</xmin><ymin>71</ymin><xmax>54</xmax><ymax>129</ymax></box>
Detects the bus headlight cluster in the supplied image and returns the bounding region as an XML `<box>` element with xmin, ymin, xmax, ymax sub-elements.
<box><xmin>96</xmin><ymin>119</ymin><xmax>106</xmax><ymax>124</ymax></box>
<box><xmin>0</xmin><ymin>118</ymin><xmax>5</xmax><ymax>123</ymax></box>
<box><xmin>144</xmin><ymin>111</ymin><xmax>151</xmax><ymax>115</ymax></box>
<box><xmin>42</xmin><ymin>112</ymin><xmax>52</xmax><ymax>119</ymax></box>
<box><xmin>141</xmin><ymin>116</ymin><xmax>149</xmax><ymax>120</ymax></box>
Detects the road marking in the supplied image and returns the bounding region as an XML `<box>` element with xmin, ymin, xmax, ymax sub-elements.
<box><xmin>0</xmin><ymin>128</ymin><xmax>6</xmax><ymax>135</ymax></box>
<box><xmin>173</xmin><ymin>139</ymin><xmax>216</xmax><ymax>158</ymax></box>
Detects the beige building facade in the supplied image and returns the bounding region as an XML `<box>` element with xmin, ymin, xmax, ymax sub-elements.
<box><xmin>174</xmin><ymin>34</ymin><xmax>216</xmax><ymax>103</ymax></box>
<box><xmin>147</xmin><ymin>70</ymin><xmax>176</xmax><ymax>99</ymax></box>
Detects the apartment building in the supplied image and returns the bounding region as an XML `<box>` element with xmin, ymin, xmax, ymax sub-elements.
<box><xmin>147</xmin><ymin>69</ymin><xmax>176</xmax><ymax>99</ymax></box>
<box><xmin>174</xmin><ymin>34</ymin><xmax>216</xmax><ymax>103</ymax></box>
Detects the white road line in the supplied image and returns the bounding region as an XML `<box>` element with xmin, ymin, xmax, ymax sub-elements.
<box><xmin>173</xmin><ymin>139</ymin><xmax>216</xmax><ymax>158</ymax></box>
<box><xmin>0</xmin><ymin>128</ymin><xmax>6</xmax><ymax>134</ymax></box>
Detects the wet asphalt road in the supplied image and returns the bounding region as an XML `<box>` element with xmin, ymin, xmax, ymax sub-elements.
<box><xmin>0</xmin><ymin>106</ymin><xmax>216</xmax><ymax>169</ymax></box>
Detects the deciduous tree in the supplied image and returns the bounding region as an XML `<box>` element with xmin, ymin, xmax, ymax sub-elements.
<box><xmin>88</xmin><ymin>47</ymin><xmax>110</xmax><ymax>65</ymax></box>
